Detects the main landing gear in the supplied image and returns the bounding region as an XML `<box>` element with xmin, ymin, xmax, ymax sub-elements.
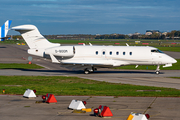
<box><xmin>84</xmin><ymin>69</ymin><xmax>90</xmax><ymax>74</ymax></box>
<box><xmin>155</xmin><ymin>65</ymin><xmax>160</xmax><ymax>75</ymax></box>
<box><xmin>84</xmin><ymin>67</ymin><xmax>97</xmax><ymax>74</ymax></box>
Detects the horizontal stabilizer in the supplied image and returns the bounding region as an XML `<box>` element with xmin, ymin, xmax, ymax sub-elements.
<box><xmin>11</xmin><ymin>27</ymin><xmax>34</xmax><ymax>31</ymax></box>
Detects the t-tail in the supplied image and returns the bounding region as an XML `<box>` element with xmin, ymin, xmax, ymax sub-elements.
<box><xmin>0</xmin><ymin>20</ymin><xmax>12</xmax><ymax>41</ymax></box>
<box><xmin>11</xmin><ymin>25</ymin><xmax>60</xmax><ymax>57</ymax></box>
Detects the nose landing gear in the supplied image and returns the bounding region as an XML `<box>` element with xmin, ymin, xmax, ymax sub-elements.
<box><xmin>155</xmin><ymin>65</ymin><xmax>160</xmax><ymax>75</ymax></box>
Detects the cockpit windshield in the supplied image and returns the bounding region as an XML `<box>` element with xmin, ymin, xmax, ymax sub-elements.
<box><xmin>151</xmin><ymin>49</ymin><xmax>164</xmax><ymax>53</ymax></box>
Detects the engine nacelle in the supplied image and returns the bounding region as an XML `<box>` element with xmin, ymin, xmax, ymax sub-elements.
<box><xmin>45</xmin><ymin>46</ymin><xmax>75</xmax><ymax>57</ymax></box>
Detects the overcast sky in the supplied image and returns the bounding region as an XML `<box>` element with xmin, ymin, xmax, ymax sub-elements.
<box><xmin>1</xmin><ymin>0</ymin><xmax>180</xmax><ymax>35</ymax></box>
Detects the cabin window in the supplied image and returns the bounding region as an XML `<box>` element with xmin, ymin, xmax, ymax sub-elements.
<box><xmin>116</xmin><ymin>52</ymin><xmax>119</xmax><ymax>55</ymax></box>
<box><xmin>123</xmin><ymin>52</ymin><xmax>125</xmax><ymax>55</ymax></box>
<box><xmin>96</xmin><ymin>51</ymin><xmax>98</xmax><ymax>55</ymax></box>
<box><xmin>110</xmin><ymin>51</ymin><xmax>112</xmax><ymax>55</ymax></box>
<box><xmin>103</xmin><ymin>51</ymin><xmax>105</xmax><ymax>55</ymax></box>
<box><xmin>130</xmin><ymin>52</ymin><xmax>132</xmax><ymax>55</ymax></box>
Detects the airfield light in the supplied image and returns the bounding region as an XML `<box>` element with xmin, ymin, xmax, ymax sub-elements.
<box><xmin>33</xmin><ymin>89</ymin><xmax>36</xmax><ymax>93</ymax></box>
<box><xmin>83</xmin><ymin>101</ymin><xmax>87</xmax><ymax>105</ymax></box>
<box><xmin>42</xmin><ymin>95</ymin><xmax>46</xmax><ymax>100</ymax></box>
<box><xmin>93</xmin><ymin>108</ymin><xmax>99</xmax><ymax>115</ymax></box>
<box><xmin>3</xmin><ymin>89</ymin><xmax>5</xmax><ymax>94</ymax></box>
<box><xmin>145</xmin><ymin>114</ymin><xmax>150</xmax><ymax>119</ymax></box>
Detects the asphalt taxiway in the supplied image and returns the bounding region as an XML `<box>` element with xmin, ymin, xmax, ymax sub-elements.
<box><xmin>0</xmin><ymin>44</ymin><xmax>180</xmax><ymax>120</ymax></box>
<box><xmin>0</xmin><ymin>44</ymin><xmax>180</xmax><ymax>89</ymax></box>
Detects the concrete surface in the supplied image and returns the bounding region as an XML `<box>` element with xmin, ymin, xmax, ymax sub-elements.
<box><xmin>0</xmin><ymin>95</ymin><xmax>180</xmax><ymax>120</ymax></box>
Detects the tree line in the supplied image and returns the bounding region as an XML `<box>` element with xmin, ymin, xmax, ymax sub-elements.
<box><xmin>10</xmin><ymin>30</ymin><xmax>180</xmax><ymax>40</ymax></box>
<box><xmin>95</xmin><ymin>34</ymin><xmax>165</xmax><ymax>40</ymax></box>
<box><xmin>95</xmin><ymin>34</ymin><xmax>127</xmax><ymax>39</ymax></box>
<box><xmin>166</xmin><ymin>30</ymin><xmax>180</xmax><ymax>39</ymax></box>
<box><xmin>95</xmin><ymin>30</ymin><xmax>180</xmax><ymax>40</ymax></box>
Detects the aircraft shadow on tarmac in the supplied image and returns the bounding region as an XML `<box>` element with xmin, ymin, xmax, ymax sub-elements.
<box><xmin>0</xmin><ymin>47</ymin><xmax>6</xmax><ymax>48</ymax></box>
<box><xmin>18</xmin><ymin>69</ymin><xmax>163</xmax><ymax>75</ymax></box>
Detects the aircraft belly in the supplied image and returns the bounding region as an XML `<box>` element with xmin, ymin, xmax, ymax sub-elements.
<box><xmin>60</xmin><ymin>57</ymin><xmax>130</xmax><ymax>67</ymax></box>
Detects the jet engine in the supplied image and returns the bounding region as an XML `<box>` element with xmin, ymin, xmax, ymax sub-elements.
<box><xmin>45</xmin><ymin>46</ymin><xmax>75</xmax><ymax>57</ymax></box>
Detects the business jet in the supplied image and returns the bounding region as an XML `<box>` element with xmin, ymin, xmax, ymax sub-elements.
<box><xmin>0</xmin><ymin>20</ymin><xmax>12</xmax><ymax>41</ymax></box>
<box><xmin>11</xmin><ymin>25</ymin><xmax>177</xmax><ymax>74</ymax></box>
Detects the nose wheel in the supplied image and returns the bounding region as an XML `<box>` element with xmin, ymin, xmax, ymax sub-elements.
<box><xmin>155</xmin><ymin>71</ymin><xmax>160</xmax><ymax>75</ymax></box>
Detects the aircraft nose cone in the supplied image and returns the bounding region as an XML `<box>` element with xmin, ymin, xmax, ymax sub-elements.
<box><xmin>172</xmin><ymin>59</ymin><xmax>177</xmax><ymax>63</ymax></box>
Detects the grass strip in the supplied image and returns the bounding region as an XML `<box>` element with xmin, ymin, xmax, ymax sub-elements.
<box><xmin>0</xmin><ymin>76</ymin><xmax>179</xmax><ymax>97</ymax></box>
<box><xmin>0</xmin><ymin>63</ymin><xmax>43</xmax><ymax>69</ymax></box>
<box><xmin>0</xmin><ymin>40</ymin><xmax>25</xmax><ymax>44</ymax></box>
<box><xmin>157</xmin><ymin>47</ymin><xmax>180</xmax><ymax>52</ymax></box>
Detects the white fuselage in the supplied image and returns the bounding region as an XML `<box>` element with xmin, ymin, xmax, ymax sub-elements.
<box><xmin>44</xmin><ymin>45</ymin><xmax>177</xmax><ymax>68</ymax></box>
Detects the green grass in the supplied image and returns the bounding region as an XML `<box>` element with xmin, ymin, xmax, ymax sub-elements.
<box><xmin>157</xmin><ymin>47</ymin><xmax>180</xmax><ymax>52</ymax></box>
<box><xmin>170</xmin><ymin>77</ymin><xmax>180</xmax><ymax>79</ymax></box>
<box><xmin>0</xmin><ymin>76</ymin><xmax>179</xmax><ymax>97</ymax></box>
<box><xmin>0</xmin><ymin>63</ymin><xmax>43</xmax><ymax>69</ymax></box>
<box><xmin>114</xmin><ymin>59</ymin><xmax>180</xmax><ymax>70</ymax></box>
<box><xmin>0</xmin><ymin>40</ymin><xmax>25</xmax><ymax>44</ymax></box>
<box><xmin>49</xmin><ymin>39</ymin><xmax>120</xmax><ymax>45</ymax></box>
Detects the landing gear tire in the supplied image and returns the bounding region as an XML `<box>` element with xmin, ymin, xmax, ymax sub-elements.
<box><xmin>155</xmin><ymin>71</ymin><xmax>160</xmax><ymax>75</ymax></box>
<box><xmin>84</xmin><ymin>69</ymin><xmax>90</xmax><ymax>74</ymax></box>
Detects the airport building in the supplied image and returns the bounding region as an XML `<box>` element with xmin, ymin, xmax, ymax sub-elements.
<box><xmin>145</xmin><ymin>30</ymin><xmax>160</xmax><ymax>35</ymax></box>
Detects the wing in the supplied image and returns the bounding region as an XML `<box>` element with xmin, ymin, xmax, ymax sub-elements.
<box><xmin>49</xmin><ymin>54</ymin><xmax>129</xmax><ymax>70</ymax></box>
<box><xmin>60</xmin><ymin>59</ymin><xmax>130</xmax><ymax>70</ymax></box>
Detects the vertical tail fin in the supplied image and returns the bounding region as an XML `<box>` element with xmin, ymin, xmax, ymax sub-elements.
<box><xmin>11</xmin><ymin>25</ymin><xmax>60</xmax><ymax>49</ymax></box>
<box><xmin>0</xmin><ymin>20</ymin><xmax>12</xmax><ymax>41</ymax></box>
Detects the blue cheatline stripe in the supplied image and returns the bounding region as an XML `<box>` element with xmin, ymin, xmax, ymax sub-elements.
<box><xmin>1</xmin><ymin>24</ymin><xmax>5</xmax><ymax>38</ymax></box>
<box><xmin>8</xmin><ymin>20</ymin><xmax>12</xmax><ymax>28</ymax></box>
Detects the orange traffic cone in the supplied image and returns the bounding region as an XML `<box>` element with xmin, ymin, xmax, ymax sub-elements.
<box><xmin>101</xmin><ymin>106</ymin><xmax>113</xmax><ymax>117</ymax></box>
<box><xmin>46</xmin><ymin>94</ymin><xmax>57</xmax><ymax>103</ymax></box>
